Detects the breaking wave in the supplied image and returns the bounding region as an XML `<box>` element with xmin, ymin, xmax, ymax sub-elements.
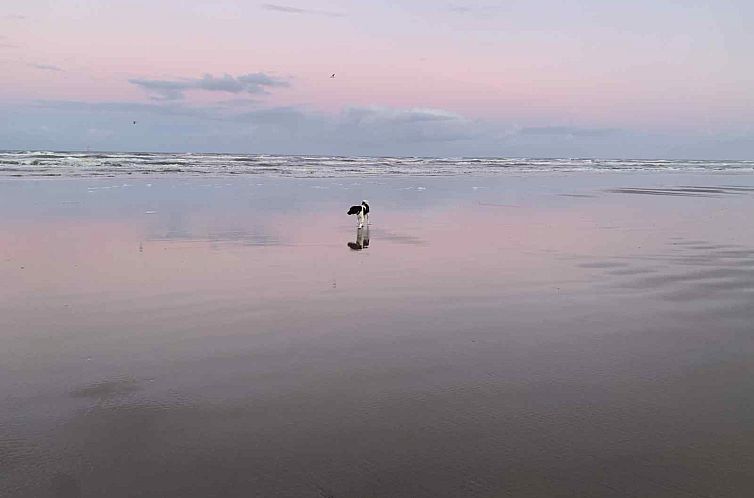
<box><xmin>1</xmin><ymin>151</ymin><xmax>753</xmax><ymax>178</ymax></box>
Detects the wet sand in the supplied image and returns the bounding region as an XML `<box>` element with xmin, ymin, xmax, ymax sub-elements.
<box><xmin>2</xmin><ymin>173</ymin><xmax>754</xmax><ymax>497</ymax></box>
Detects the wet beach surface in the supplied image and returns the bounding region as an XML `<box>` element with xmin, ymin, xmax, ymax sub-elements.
<box><xmin>2</xmin><ymin>173</ymin><xmax>754</xmax><ymax>497</ymax></box>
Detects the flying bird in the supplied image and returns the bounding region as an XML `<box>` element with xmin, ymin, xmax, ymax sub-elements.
<box><xmin>330</xmin><ymin>73</ymin><xmax>336</xmax><ymax>78</ymax></box>
<box><xmin>132</xmin><ymin>121</ymin><xmax>137</xmax><ymax>125</ymax></box>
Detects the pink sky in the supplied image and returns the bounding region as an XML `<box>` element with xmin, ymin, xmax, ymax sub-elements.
<box><xmin>1</xmin><ymin>1</ymin><xmax>753</xmax><ymax>156</ymax></box>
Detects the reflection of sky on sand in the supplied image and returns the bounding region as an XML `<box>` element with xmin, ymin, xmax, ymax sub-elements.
<box><xmin>3</xmin><ymin>173</ymin><xmax>754</xmax><ymax>344</ymax></box>
<box><xmin>3</xmin><ymin>173</ymin><xmax>754</xmax><ymax>497</ymax></box>
<box><xmin>3</xmin><ymin>173</ymin><xmax>754</xmax><ymax>335</ymax></box>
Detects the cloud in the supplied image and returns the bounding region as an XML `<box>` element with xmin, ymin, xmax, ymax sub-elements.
<box><xmin>214</xmin><ymin>98</ymin><xmax>260</xmax><ymax>108</ymax></box>
<box><xmin>232</xmin><ymin>105</ymin><xmax>481</xmax><ymax>147</ymax></box>
<box><xmin>233</xmin><ymin>106</ymin><xmax>308</xmax><ymax>124</ymax></box>
<box><xmin>19</xmin><ymin>99</ymin><xmax>749</xmax><ymax>159</ymax></box>
<box><xmin>345</xmin><ymin>107</ymin><xmax>461</xmax><ymax>124</ymax></box>
<box><xmin>447</xmin><ymin>3</ymin><xmax>503</xmax><ymax>15</ymax></box>
<box><xmin>261</xmin><ymin>3</ymin><xmax>344</xmax><ymax>17</ymax></box>
<box><xmin>129</xmin><ymin>73</ymin><xmax>289</xmax><ymax>100</ymax></box>
<box><xmin>0</xmin><ymin>35</ymin><xmax>17</xmax><ymax>49</ymax></box>
<box><xmin>518</xmin><ymin>126</ymin><xmax>620</xmax><ymax>137</ymax></box>
<box><xmin>127</xmin><ymin>79</ymin><xmax>186</xmax><ymax>101</ymax></box>
<box><xmin>448</xmin><ymin>6</ymin><xmax>473</xmax><ymax>14</ymax></box>
<box><xmin>36</xmin><ymin>100</ymin><xmax>226</xmax><ymax>121</ymax></box>
<box><xmin>338</xmin><ymin>106</ymin><xmax>478</xmax><ymax>143</ymax></box>
<box><xmin>28</xmin><ymin>100</ymin><xmax>482</xmax><ymax>153</ymax></box>
<box><xmin>29</xmin><ymin>63</ymin><xmax>64</xmax><ymax>72</ymax></box>
<box><xmin>4</xmin><ymin>14</ymin><xmax>27</xmax><ymax>20</ymax></box>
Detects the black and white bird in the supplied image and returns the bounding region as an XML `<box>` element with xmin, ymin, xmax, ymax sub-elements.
<box><xmin>347</xmin><ymin>200</ymin><xmax>369</xmax><ymax>228</ymax></box>
<box><xmin>330</xmin><ymin>73</ymin><xmax>336</xmax><ymax>78</ymax></box>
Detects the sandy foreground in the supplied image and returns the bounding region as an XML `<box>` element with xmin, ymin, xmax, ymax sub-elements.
<box><xmin>2</xmin><ymin>173</ymin><xmax>754</xmax><ymax>497</ymax></box>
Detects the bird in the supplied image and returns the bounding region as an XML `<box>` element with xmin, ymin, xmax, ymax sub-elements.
<box><xmin>347</xmin><ymin>200</ymin><xmax>369</xmax><ymax>229</ymax></box>
<box><xmin>132</xmin><ymin>121</ymin><xmax>137</xmax><ymax>125</ymax></box>
<box><xmin>330</xmin><ymin>73</ymin><xmax>336</xmax><ymax>78</ymax></box>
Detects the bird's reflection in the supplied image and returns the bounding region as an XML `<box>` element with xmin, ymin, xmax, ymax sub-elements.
<box><xmin>347</xmin><ymin>225</ymin><xmax>370</xmax><ymax>250</ymax></box>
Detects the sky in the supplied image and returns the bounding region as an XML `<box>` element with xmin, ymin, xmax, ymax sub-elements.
<box><xmin>1</xmin><ymin>0</ymin><xmax>753</xmax><ymax>158</ymax></box>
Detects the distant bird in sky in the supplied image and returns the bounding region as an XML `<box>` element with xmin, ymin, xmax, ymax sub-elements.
<box><xmin>132</xmin><ymin>121</ymin><xmax>137</xmax><ymax>125</ymax></box>
<box><xmin>330</xmin><ymin>73</ymin><xmax>336</xmax><ymax>78</ymax></box>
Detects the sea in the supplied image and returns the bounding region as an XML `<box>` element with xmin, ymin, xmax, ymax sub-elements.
<box><xmin>2</xmin><ymin>150</ymin><xmax>754</xmax><ymax>177</ymax></box>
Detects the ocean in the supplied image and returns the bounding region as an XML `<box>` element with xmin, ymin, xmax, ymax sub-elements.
<box><xmin>2</xmin><ymin>150</ymin><xmax>754</xmax><ymax>177</ymax></box>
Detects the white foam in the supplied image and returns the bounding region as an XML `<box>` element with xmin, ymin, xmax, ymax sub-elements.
<box><xmin>1</xmin><ymin>151</ymin><xmax>753</xmax><ymax>178</ymax></box>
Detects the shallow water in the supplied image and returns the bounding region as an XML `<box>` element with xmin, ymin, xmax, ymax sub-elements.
<box><xmin>2</xmin><ymin>173</ymin><xmax>754</xmax><ymax>497</ymax></box>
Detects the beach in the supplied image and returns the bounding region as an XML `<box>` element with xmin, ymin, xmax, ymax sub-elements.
<box><xmin>2</xmin><ymin>171</ymin><xmax>754</xmax><ymax>497</ymax></box>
